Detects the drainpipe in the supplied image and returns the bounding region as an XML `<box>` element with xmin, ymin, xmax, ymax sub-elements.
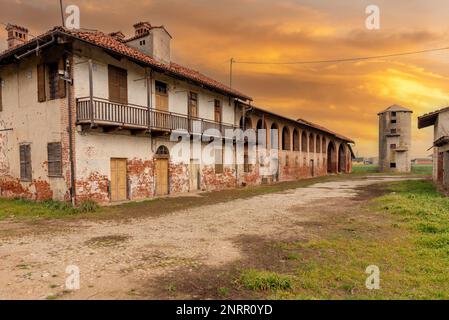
<box><xmin>88</xmin><ymin>59</ymin><xmax>94</xmax><ymax>128</ymax></box>
<box><xmin>146</xmin><ymin>68</ymin><xmax>153</xmax><ymax>130</ymax></box>
<box><xmin>66</xmin><ymin>56</ymin><xmax>76</xmax><ymax>206</ymax></box>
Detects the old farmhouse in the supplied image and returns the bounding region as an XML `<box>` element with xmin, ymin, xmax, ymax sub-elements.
<box><xmin>0</xmin><ymin>22</ymin><xmax>354</xmax><ymax>204</ymax></box>
<box><xmin>418</xmin><ymin>107</ymin><xmax>449</xmax><ymax>193</ymax></box>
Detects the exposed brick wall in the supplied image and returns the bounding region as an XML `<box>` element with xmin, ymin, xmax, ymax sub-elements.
<box><xmin>169</xmin><ymin>162</ymin><xmax>189</xmax><ymax>194</ymax></box>
<box><xmin>127</xmin><ymin>158</ymin><xmax>154</xmax><ymax>199</ymax></box>
<box><xmin>75</xmin><ymin>172</ymin><xmax>109</xmax><ymax>203</ymax></box>
<box><xmin>201</xmin><ymin>166</ymin><xmax>237</xmax><ymax>191</ymax></box>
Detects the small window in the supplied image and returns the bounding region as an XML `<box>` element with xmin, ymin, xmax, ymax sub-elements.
<box><xmin>155</xmin><ymin>81</ymin><xmax>168</xmax><ymax>95</ymax></box>
<box><xmin>48</xmin><ymin>63</ymin><xmax>59</xmax><ymax>100</ymax></box>
<box><xmin>390</xmin><ymin>129</ymin><xmax>397</xmax><ymax>134</ymax></box>
<box><xmin>390</xmin><ymin>144</ymin><xmax>397</xmax><ymax>150</ymax></box>
<box><xmin>19</xmin><ymin>144</ymin><xmax>32</xmax><ymax>181</ymax></box>
<box><xmin>391</xmin><ymin>112</ymin><xmax>397</xmax><ymax>117</ymax></box>
<box><xmin>390</xmin><ymin>163</ymin><xmax>396</xmax><ymax>168</ymax></box>
<box><xmin>47</xmin><ymin>142</ymin><xmax>62</xmax><ymax>177</ymax></box>
<box><xmin>391</xmin><ymin>119</ymin><xmax>397</xmax><ymax>124</ymax></box>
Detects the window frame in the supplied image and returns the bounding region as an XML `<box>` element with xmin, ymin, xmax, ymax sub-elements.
<box><xmin>47</xmin><ymin>142</ymin><xmax>63</xmax><ymax>177</ymax></box>
<box><xmin>19</xmin><ymin>144</ymin><xmax>32</xmax><ymax>182</ymax></box>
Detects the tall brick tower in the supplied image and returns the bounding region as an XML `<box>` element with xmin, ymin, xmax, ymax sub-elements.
<box><xmin>378</xmin><ymin>105</ymin><xmax>413</xmax><ymax>173</ymax></box>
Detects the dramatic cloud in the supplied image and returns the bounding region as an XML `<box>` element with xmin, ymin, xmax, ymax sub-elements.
<box><xmin>1</xmin><ymin>0</ymin><xmax>448</xmax><ymax>157</ymax></box>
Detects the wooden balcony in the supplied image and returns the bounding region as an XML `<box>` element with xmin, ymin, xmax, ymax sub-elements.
<box><xmin>76</xmin><ymin>97</ymin><xmax>237</xmax><ymax>136</ymax></box>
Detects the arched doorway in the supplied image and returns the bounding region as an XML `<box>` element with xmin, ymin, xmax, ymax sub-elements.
<box><xmin>293</xmin><ymin>129</ymin><xmax>300</xmax><ymax>151</ymax></box>
<box><xmin>239</xmin><ymin>116</ymin><xmax>253</xmax><ymax>131</ymax></box>
<box><xmin>282</xmin><ymin>127</ymin><xmax>291</xmax><ymax>151</ymax></box>
<box><xmin>327</xmin><ymin>142</ymin><xmax>336</xmax><ymax>174</ymax></box>
<box><xmin>338</xmin><ymin>144</ymin><xmax>346</xmax><ymax>173</ymax></box>
<box><xmin>155</xmin><ymin>145</ymin><xmax>170</xmax><ymax>196</ymax></box>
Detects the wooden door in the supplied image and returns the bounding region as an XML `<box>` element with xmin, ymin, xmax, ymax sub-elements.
<box><xmin>155</xmin><ymin>159</ymin><xmax>169</xmax><ymax>196</ymax></box>
<box><xmin>110</xmin><ymin>158</ymin><xmax>127</xmax><ymax>202</ymax></box>
<box><xmin>189</xmin><ymin>162</ymin><xmax>200</xmax><ymax>191</ymax></box>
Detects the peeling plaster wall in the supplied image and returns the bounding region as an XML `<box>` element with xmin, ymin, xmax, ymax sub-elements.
<box><xmin>0</xmin><ymin>52</ymin><xmax>70</xmax><ymax>201</ymax></box>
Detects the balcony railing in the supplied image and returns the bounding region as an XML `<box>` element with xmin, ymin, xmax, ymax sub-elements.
<box><xmin>76</xmin><ymin>97</ymin><xmax>238</xmax><ymax>136</ymax></box>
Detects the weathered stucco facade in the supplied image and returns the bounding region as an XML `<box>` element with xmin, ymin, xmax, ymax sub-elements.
<box><xmin>378</xmin><ymin>105</ymin><xmax>412</xmax><ymax>173</ymax></box>
<box><xmin>0</xmin><ymin>23</ymin><xmax>354</xmax><ymax>205</ymax></box>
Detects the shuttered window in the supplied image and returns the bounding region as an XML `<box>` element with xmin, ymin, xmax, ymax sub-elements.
<box><xmin>155</xmin><ymin>81</ymin><xmax>168</xmax><ymax>111</ymax></box>
<box><xmin>48</xmin><ymin>63</ymin><xmax>59</xmax><ymax>100</ymax></box>
<box><xmin>47</xmin><ymin>142</ymin><xmax>62</xmax><ymax>177</ymax></box>
<box><xmin>214</xmin><ymin>100</ymin><xmax>222</xmax><ymax>123</ymax></box>
<box><xmin>37</xmin><ymin>57</ymin><xmax>66</xmax><ymax>102</ymax></box>
<box><xmin>108</xmin><ymin>65</ymin><xmax>128</xmax><ymax>104</ymax></box>
<box><xmin>19</xmin><ymin>144</ymin><xmax>32</xmax><ymax>181</ymax></box>
<box><xmin>37</xmin><ymin>64</ymin><xmax>46</xmax><ymax>102</ymax></box>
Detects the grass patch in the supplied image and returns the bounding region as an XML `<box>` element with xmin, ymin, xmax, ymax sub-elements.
<box><xmin>240</xmin><ymin>269</ymin><xmax>292</xmax><ymax>291</ymax></box>
<box><xmin>263</xmin><ymin>179</ymin><xmax>449</xmax><ymax>299</ymax></box>
<box><xmin>351</xmin><ymin>164</ymin><xmax>432</xmax><ymax>176</ymax></box>
<box><xmin>0</xmin><ymin>198</ymin><xmax>99</xmax><ymax>220</ymax></box>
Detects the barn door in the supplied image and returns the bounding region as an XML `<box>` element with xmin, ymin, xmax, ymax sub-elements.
<box><xmin>110</xmin><ymin>158</ymin><xmax>127</xmax><ymax>202</ymax></box>
<box><xmin>155</xmin><ymin>158</ymin><xmax>169</xmax><ymax>196</ymax></box>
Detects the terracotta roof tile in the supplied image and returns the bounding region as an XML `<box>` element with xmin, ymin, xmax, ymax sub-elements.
<box><xmin>0</xmin><ymin>26</ymin><xmax>251</xmax><ymax>101</ymax></box>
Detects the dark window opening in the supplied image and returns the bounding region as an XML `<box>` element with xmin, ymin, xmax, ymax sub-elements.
<box><xmin>391</xmin><ymin>119</ymin><xmax>397</xmax><ymax>124</ymax></box>
<box><xmin>390</xmin><ymin>163</ymin><xmax>396</xmax><ymax>168</ymax></box>
<box><xmin>391</xmin><ymin>129</ymin><xmax>397</xmax><ymax>134</ymax></box>
<box><xmin>48</xmin><ymin>63</ymin><xmax>59</xmax><ymax>100</ymax></box>
<box><xmin>155</xmin><ymin>81</ymin><xmax>168</xmax><ymax>95</ymax></box>
<box><xmin>47</xmin><ymin>142</ymin><xmax>62</xmax><ymax>177</ymax></box>
<box><xmin>391</xmin><ymin>112</ymin><xmax>397</xmax><ymax>117</ymax></box>
<box><xmin>390</xmin><ymin>144</ymin><xmax>397</xmax><ymax>150</ymax></box>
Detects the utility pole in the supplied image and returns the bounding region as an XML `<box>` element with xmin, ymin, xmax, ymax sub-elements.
<box><xmin>59</xmin><ymin>0</ymin><xmax>65</xmax><ymax>27</ymax></box>
<box><xmin>229</xmin><ymin>58</ymin><xmax>234</xmax><ymax>88</ymax></box>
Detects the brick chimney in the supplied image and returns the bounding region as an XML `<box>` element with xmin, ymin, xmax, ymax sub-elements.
<box><xmin>126</xmin><ymin>21</ymin><xmax>172</xmax><ymax>65</ymax></box>
<box><xmin>108</xmin><ymin>31</ymin><xmax>125</xmax><ymax>42</ymax></box>
<box><xmin>6</xmin><ymin>23</ymin><xmax>29</xmax><ymax>48</ymax></box>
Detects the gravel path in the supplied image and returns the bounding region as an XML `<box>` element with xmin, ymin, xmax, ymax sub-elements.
<box><xmin>0</xmin><ymin>176</ymin><xmax>415</xmax><ymax>299</ymax></box>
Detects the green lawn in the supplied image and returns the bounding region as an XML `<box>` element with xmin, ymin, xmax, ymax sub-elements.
<box><xmin>352</xmin><ymin>164</ymin><xmax>433</xmax><ymax>175</ymax></box>
<box><xmin>249</xmin><ymin>180</ymin><xmax>449</xmax><ymax>299</ymax></box>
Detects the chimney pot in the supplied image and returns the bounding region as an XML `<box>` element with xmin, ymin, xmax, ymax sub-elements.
<box><xmin>6</xmin><ymin>23</ymin><xmax>29</xmax><ymax>48</ymax></box>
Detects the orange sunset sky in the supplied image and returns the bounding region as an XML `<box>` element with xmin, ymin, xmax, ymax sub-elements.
<box><xmin>1</xmin><ymin>0</ymin><xmax>449</xmax><ymax>158</ymax></box>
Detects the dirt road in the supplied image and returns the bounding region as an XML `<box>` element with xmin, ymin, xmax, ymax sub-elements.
<box><xmin>0</xmin><ymin>176</ymin><xmax>416</xmax><ymax>300</ymax></box>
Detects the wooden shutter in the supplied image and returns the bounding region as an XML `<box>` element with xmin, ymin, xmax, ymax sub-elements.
<box><xmin>108</xmin><ymin>65</ymin><xmax>127</xmax><ymax>104</ymax></box>
<box><xmin>214</xmin><ymin>100</ymin><xmax>222</xmax><ymax>122</ymax></box>
<box><xmin>47</xmin><ymin>142</ymin><xmax>62</xmax><ymax>177</ymax></box>
<box><xmin>20</xmin><ymin>144</ymin><xmax>32</xmax><ymax>181</ymax></box>
<box><xmin>58</xmin><ymin>58</ymin><xmax>66</xmax><ymax>99</ymax></box>
<box><xmin>37</xmin><ymin>64</ymin><xmax>46</xmax><ymax>102</ymax></box>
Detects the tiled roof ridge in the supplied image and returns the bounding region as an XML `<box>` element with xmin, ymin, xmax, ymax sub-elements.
<box><xmin>0</xmin><ymin>26</ymin><xmax>250</xmax><ymax>100</ymax></box>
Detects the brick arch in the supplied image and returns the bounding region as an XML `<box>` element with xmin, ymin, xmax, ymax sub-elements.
<box><xmin>327</xmin><ymin>141</ymin><xmax>337</xmax><ymax>174</ymax></box>
<box><xmin>301</xmin><ymin>131</ymin><xmax>308</xmax><ymax>152</ymax></box>
<box><xmin>282</xmin><ymin>126</ymin><xmax>291</xmax><ymax>151</ymax></box>
<box><xmin>293</xmin><ymin>128</ymin><xmax>300</xmax><ymax>151</ymax></box>
<box><xmin>338</xmin><ymin>143</ymin><xmax>347</xmax><ymax>173</ymax></box>
<box><xmin>309</xmin><ymin>133</ymin><xmax>315</xmax><ymax>153</ymax></box>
